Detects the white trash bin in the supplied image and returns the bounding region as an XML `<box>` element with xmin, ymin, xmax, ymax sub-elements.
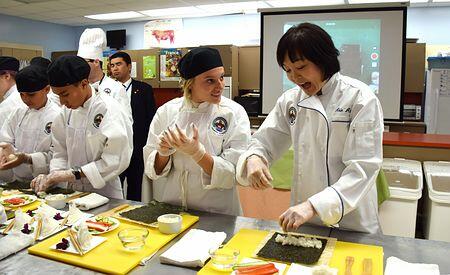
<box><xmin>423</xmin><ymin>161</ymin><xmax>450</xmax><ymax>242</ymax></box>
<box><xmin>379</xmin><ymin>158</ymin><xmax>423</xmax><ymax>238</ymax></box>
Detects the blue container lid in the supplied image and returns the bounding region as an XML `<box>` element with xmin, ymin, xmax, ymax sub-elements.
<box><xmin>427</xmin><ymin>56</ymin><xmax>450</xmax><ymax>61</ymax></box>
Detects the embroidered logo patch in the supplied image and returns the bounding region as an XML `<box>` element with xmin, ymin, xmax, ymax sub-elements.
<box><xmin>44</xmin><ymin>122</ymin><xmax>52</xmax><ymax>134</ymax></box>
<box><xmin>288</xmin><ymin>106</ymin><xmax>297</xmax><ymax>125</ymax></box>
<box><xmin>103</xmin><ymin>88</ymin><xmax>111</xmax><ymax>94</ymax></box>
<box><xmin>93</xmin><ymin>113</ymin><xmax>104</xmax><ymax>128</ymax></box>
<box><xmin>211</xmin><ymin>117</ymin><xmax>228</xmax><ymax>135</ymax></box>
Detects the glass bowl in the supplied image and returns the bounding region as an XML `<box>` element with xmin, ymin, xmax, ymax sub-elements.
<box><xmin>118</xmin><ymin>228</ymin><xmax>149</xmax><ymax>251</ymax></box>
<box><xmin>209</xmin><ymin>246</ymin><xmax>240</xmax><ymax>271</ymax></box>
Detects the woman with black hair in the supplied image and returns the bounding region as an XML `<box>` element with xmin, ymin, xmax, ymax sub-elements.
<box><xmin>237</xmin><ymin>23</ymin><xmax>384</xmax><ymax>234</ymax></box>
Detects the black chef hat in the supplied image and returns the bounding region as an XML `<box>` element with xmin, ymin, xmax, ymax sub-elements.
<box><xmin>48</xmin><ymin>55</ymin><xmax>90</xmax><ymax>87</ymax></box>
<box><xmin>178</xmin><ymin>47</ymin><xmax>223</xmax><ymax>79</ymax></box>
<box><xmin>30</xmin><ymin>56</ymin><xmax>51</xmax><ymax>69</ymax></box>
<box><xmin>0</xmin><ymin>56</ymin><xmax>19</xmax><ymax>72</ymax></box>
<box><xmin>16</xmin><ymin>65</ymin><xmax>49</xmax><ymax>93</ymax></box>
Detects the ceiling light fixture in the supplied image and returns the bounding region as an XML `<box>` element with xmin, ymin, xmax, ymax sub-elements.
<box><xmin>265</xmin><ymin>0</ymin><xmax>345</xmax><ymax>7</ymax></box>
<box><xmin>85</xmin><ymin>11</ymin><xmax>144</xmax><ymax>21</ymax></box>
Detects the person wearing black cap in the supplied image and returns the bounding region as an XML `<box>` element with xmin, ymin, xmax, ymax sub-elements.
<box><xmin>30</xmin><ymin>56</ymin><xmax>51</xmax><ymax>69</ymax></box>
<box><xmin>0</xmin><ymin>65</ymin><xmax>60</xmax><ymax>182</ymax></box>
<box><xmin>143</xmin><ymin>47</ymin><xmax>251</xmax><ymax>215</ymax></box>
<box><xmin>0</xmin><ymin>56</ymin><xmax>25</xmax><ymax>129</ymax></box>
<box><xmin>109</xmin><ymin>51</ymin><xmax>157</xmax><ymax>202</ymax></box>
<box><xmin>29</xmin><ymin>56</ymin><xmax>61</xmax><ymax>107</ymax></box>
<box><xmin>30</xmin><ymin>55</ymin><xmax>133</xmax><ymax>199</ymax></box>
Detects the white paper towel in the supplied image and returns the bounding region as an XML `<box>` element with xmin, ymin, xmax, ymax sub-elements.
<box><xmin>159</xmin><ymin>229</ymin><xmax>226</xmax><ymax>267</ymax></box>
<box><xmin>385</xmin><ymin>256</ymin><xmax>440</xmax><ymax>275</ymax></box>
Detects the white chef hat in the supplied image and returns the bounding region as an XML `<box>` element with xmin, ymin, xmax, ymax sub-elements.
<box><xmin>77</xmin><ymin>28</ymin><xmax>106</xmax><ymax>60</ymax></box>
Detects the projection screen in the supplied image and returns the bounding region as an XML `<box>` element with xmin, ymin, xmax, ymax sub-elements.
<box><xmin>260</xmin><ymin>5</ymin><xmax>407</xmax><ymax>120</ymax></box>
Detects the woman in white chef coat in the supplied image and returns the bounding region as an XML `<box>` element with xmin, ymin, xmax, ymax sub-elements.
<box><xmin>236</xmin><ymin>23</ymin><xmax>384</xmax><ymax>234</ymax></box>
<box><xmin>143</xmin><ymin>47</ymin><xmax>251</xmax><ymax>215</ymax></box>
<box><xmin>0</xmin><ymin>65</ymin><xmax>60</xmax><ymax>182</ymax></box>
<box><xmin>30</xmin><ymin>55</ymin><xmax>133</xmax><ymax>199</ymax></box>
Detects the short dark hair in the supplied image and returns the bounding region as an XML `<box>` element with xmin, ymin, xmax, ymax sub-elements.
<box><xmin>276</xmin><ymin>22</ymin><xmax>340</xmax><ymax>81</ymax></box>
<box><xmin>109</xmin><ymin>51</ymin><xmax>131</xmax><ymax>65</ymax></box>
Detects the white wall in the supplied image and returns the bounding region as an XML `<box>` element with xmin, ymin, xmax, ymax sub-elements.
<box><xmin>407</xmin><ymin>7</ymin><xmax>450</xmax><ymax>44</ymax></box>
<box><xmin>1</xmin><ymin>6</ymin><xmax>449</xmax><ymax>57</ymax></box>
<box><xmin>76</xmin><ymin>13</ymin><xmax>261</xmax><ymax>49</ymax></box>
<box><xmin>0</xmin><ymin>14</ymin><xmax>77</xmax><ymax>58</ymax></box>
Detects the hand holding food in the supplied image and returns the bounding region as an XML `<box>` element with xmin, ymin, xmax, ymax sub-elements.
<box><xmin>246</xmin><ymin>155</ymin><xmax>273</xmax><ymax>190</ymax></box>
<box><xmin>31</xmin><ymin>170</ymin><xmax>76</xmax><ymax>193</ymax></box>
<box><xmin>279</xmin><ymin>201</ymin><xmax>316</xmax><ymax>232</ymax></box>
<box><xmin>0</xmin><ymin>142</ymin><xmax>15</xmax><ymax>165</ymax></box>
<box><xmin>0</xmin><ymin>152</ymin><xmax>31</xmax><ymax>170</ymax></box>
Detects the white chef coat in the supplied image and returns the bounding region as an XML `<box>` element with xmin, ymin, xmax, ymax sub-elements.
<box><xmin>0</xmin><ymin>85</ymin><xmax>25</xmax><ymax>129</ymax></box>
<box><xmin>144</xmin><ymin>97</ymin><xmax>251</xmax><ymax>216</ymax></box>
<box><xmin>50</xmin><ymin>89</ymin><xmax>133</xmax><ymax>199</ymax></box>
<box><xmin>48</xmin><ymin>89</ymin><xmax>61</xmax><ymax>107</ymax></box>
<box><xmin>0</xmin><ymin>98</ymin><xmax>60</xmax><ymax>182</ymax></box>
<box><xmin>93</xmin><ymin>75</ymin><xmax>132</xmax><ymax>118</ymax></box>
<box><xmin>237</xmin><ymin>72</ymin><xmax>384</xmax><ymax>234</ymax></box>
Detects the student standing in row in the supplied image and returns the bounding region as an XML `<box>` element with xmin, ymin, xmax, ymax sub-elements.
<box><xmin>144</xmin><ymin>47</ymin><xmax>251</xmax><ymax>215</ymax></box>
<box><xmin>237</xmin><ymin>23</ymin><xmax>383</xmax><ymax>234</ymax></box>
<box><xmin>0</xmin><ymin>56</ymin><xmax>24</xmax><ymax>129</ymax></box>
<box><xmin>29</xmin><ymin>56</ymin><xmax>61</xmax><ymax>107</ymax></box>
<box><xmin>31</xmin><ymin>55</ymin><xmax>133</xmax><ymax>199</ymax></box>
<box><xmin>109</xmin><ymin>51</ymin><xmax>157</xmax><ymax>201</ymax></box>
<box><xmin>77</xmin><ymin>28</ymin><xmax>131</xmax><ymax>117</ymax></box>
<box><xmin>0</xmin><ymin>65</ymin><xmax>60</xmax><ymax>182</ymax></box>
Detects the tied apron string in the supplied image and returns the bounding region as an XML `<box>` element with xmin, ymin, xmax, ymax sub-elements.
<box><xmin>66</xmin><ymin>100</ymin><xmax>94</xmax><ymax>192</ymax></box>
<box><xmin>180</xmin><ymin>170</ymin><xmax>189</xmax><ymax>211</ymax></box>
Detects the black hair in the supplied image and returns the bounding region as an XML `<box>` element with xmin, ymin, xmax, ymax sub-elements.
<box><xmin>109</xmin><ymin>51</ymin><xmax>131</xmax><ymax>65</ymax></box>
<box><xmin>276</xmin><ymin>22</ymin><xmax>340</xmax><ymax>81</ymax></box>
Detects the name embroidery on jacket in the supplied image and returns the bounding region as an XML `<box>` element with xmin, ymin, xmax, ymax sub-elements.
<box><xmin>335</xmin><ymin>107</ymin><xmax>351</xmax><ymax>113</ymax></box>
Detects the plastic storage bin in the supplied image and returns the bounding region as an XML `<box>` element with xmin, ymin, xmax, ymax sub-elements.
<box><xmin>379</xmin><ymin>158</ymin><xmax>423</xmax><ymax>238</ymax></box>
<box><xmin>427</xmin><ymin>56</ymin><xmax>450</xmax><ymax>69</ymax></box>
<box><xmin>422</xmin><ymin>161</ymin><xmax>450</xmax><ymax>242</ymax></box>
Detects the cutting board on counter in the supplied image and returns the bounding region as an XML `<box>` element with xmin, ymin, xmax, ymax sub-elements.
<box><xmin>28</xmin><ymin>214</ymin><xmax>199</xmax><ymax>275</ymax></box>
<box><xmin>198</xmin><ymin>229</ymin><xmax>383</xmax><ymax>275</ymax></box>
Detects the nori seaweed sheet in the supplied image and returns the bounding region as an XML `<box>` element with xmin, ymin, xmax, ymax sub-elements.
<box><xmin>256</xmin><ymin>233</ymin><xmax>328</xmax><ymax>265</ymax></box>
<box><xmin>119</xmin><ymin>200</ymin><xmax>183</xmax><ymax>224</ymax></box>
<box><xmin>0</xmin><ymin>180</ymin><xmax>30</xmax><ymax>190</ymax></box>
<box><xmin>0</xmin><ymin>181</ymin><xmax>74</xmax><ymax>195</ymax></box>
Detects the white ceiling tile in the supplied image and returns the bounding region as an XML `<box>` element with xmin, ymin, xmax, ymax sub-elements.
<box><xmin>4</xmin><ymin>4</ymin><xmax>49</xmax><ymax>14</ymax></box>
<box><xmin>40</xmin><ymin>10</ymin><xmax>74</xmax><ymax>19</ymax></box>
<box><xmin>31</xmin><ymin>1</ymin><xmax>77</xmax><ymax>10</ymax></box>
<box><xmin>0</xmin><ymin>8</ymin><xmax>28</xmax><ymax>16</ymax></box>
<box><xmin>21</xmin><ymin>13</ymin><xmax>46</xmax><ymax>20</ymax></box>
<box><xmin>0</xmin><ymin>0</ymin><xmax>24</xmax><ymax>8</ymax></box>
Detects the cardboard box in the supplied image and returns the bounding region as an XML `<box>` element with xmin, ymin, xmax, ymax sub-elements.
<box><xmin>405</xmin><ymin>43</ymin><xmax>426</xmax><ymax>93</ymax></box>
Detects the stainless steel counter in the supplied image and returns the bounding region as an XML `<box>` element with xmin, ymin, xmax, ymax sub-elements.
<box><xmin>1</xmin><ymin>199</ymin><xmax>449</xmax><ymax>274</ymax></box>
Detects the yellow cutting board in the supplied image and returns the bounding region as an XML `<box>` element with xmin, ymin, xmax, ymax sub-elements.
<box><xmin>28</xmin><ymin>214</ymin><xmax>199</xmax><ymax>275</ymax></box>
<box><xmin>3</xmin><ymin>201</ymin><xmax>41</xmax><ymax>213</ymax></box>
<box><xmin>198</xmin><ymin>229</ymin><xmax>383</xmax><ymax>275</ymax></box>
